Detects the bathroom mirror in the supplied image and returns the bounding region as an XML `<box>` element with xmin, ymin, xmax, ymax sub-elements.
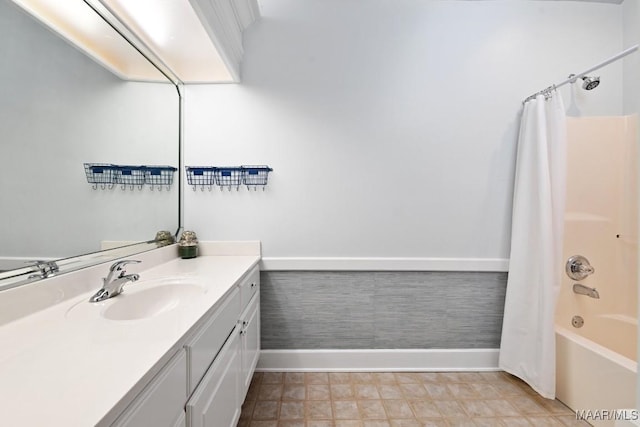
<box><xmin>0</xmin><ymin>0</ymin><xmax>179</xmax><ymax>288</ymax></box>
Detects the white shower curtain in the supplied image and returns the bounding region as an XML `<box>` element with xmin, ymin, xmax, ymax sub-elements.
<box><xmin>499</xmin><ymin>91</ymin><xmax>567</xmax><ymax>399</ymax></box>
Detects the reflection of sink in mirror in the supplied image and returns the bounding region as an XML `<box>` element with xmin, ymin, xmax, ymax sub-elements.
<box><xmin>66</xmin><ymin>280</ymin><xmax>206</xmax><ymax>321</ymax></box>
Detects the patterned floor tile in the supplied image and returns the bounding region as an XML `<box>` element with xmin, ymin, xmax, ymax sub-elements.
<box><xmin>239</xmin><ymin>371</ymin><xmax>583</xmax><ymax>426</ymax></box>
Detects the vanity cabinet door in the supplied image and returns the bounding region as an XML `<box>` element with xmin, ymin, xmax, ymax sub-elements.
<box><xmin>186</xmin><ymin>327</ymin><xmax>241</xmax><ymax>427</ymax></box>
<box><xmin>111</xmin><ymin>349</ymin><xmax>186</xmax><ymax>427</ymax></box>
<box><xmin>186</xmin><ymin>287</ymin><xmax>240</xmax><ymax>396</ymax></box>
<box><xmin>172</xmin><ymin>412</ymin><xmax>186</xmax><ymax>427</ymax></box>
<box><xmin>240</xmin><ymin>291</ymin><xmax>260</xmax><ymax>400</ymax></box>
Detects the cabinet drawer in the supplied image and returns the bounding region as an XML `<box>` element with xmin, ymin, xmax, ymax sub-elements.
<box><xmin>186</xmin><ymin>287</ymin><xmax>240</xmax><ymax>395</ymax></box>
<box><xmin>112</xmin><ymin>349</ymin><xmax>186</xmax><ymax>427</ymax></box>
<box><xmin>240</xmin><ymin>291</ymin><xmax>260</xmax><ymax>399</ymax></box>
<box><xmin>239</xmin><ymin>265</ymin><xmax>260</xmax><ymax>310</ymax></box>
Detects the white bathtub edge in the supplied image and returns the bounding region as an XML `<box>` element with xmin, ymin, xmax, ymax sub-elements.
<box><xmin>557</xmin><ymin>326</ymin><xmax>637</xmax><ymax>427</ymax></box>
<box><xmin>556</xmin><ymin>326</ymin><xmax>637</xmax><ymax>373</ymax></box>
<box><xmin>615</xmin><ymin>420</ymin><xmax>640</xmax><ymax>427</ymax></box>
<box><xmin>615</xmin><ymin>413</ymin><xmax>640</xmax><ymax>427</ymax></box>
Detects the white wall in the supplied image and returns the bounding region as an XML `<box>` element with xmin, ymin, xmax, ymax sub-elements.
<box><xmin>623</xmin><ymin>0</ymin><xmax>640</xmax><ymax>115</ymax></box>
<box><xmin>0</xmin><ymin>0</ymin><xmax>179</xmax><ymax>261</ymax></box>
<box><xmin>185</xmin><ymin>0</ymin><xmax>623</xmax><ymax>260</ymax></box>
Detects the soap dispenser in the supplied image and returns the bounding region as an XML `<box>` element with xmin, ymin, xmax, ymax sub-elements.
<box><xmin>178</xmin><ymin>231</ymin><xmax>199</xmax><ymax>259</ymax></box>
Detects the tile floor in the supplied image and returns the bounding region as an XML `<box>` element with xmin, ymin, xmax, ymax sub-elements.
<box><xmin>238</xmin><ymin>371</ymin><xmax>591</xmax><ymax>427</ymax></box>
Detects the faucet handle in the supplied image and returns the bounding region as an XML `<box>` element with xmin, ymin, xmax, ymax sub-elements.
<box><xmin>108</xmin><ymin>260</ymin><xmax>142</xmax><ymax>279</ymax></box>
<box><xmin>110</xmin><ymin>259</ymin><xmax>141</xmax><ymax>272</ymax></box>
<box><xmin>566</xmin><ymin>255</ymin><xmax>594</xmax><ymax>281</ymax></box>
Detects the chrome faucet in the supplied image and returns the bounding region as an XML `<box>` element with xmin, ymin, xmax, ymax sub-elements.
<box><xmin>566</xmin><ymin>255</ymin><xmax>595</xmax><ymax>281</ymax></box>
<box><xmin>89</xmin><ymin>260</ymin><xmax>141</xmax><ymax>303</ymax></box>
<box><xmin>573</xmin><ymin>283</ymin><xmax>600</xmax><ymax>299</ymax></box>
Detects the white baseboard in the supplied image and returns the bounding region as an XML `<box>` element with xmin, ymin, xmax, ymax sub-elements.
<box><xmin>256</xmin><ymin>349</ymin><xmax>500</xmax><ymax>372</ymax></box>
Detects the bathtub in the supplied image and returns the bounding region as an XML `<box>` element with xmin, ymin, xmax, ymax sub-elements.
<box><xmin>556</xmin><ymin>317</ymin><xmax>637</xmax><ymax>427</ymax></box>
<box><xmin>559</xmin><ymin>116</ymin><xmax>638</xmax><ymax>426</ymax></box>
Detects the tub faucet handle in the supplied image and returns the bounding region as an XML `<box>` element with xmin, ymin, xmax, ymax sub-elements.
<box><xmin>578</xmin><ymin>263</ymin><xmax>594</xmax><ymax>275</ymax></box>
<box><xmin>566</xmin><ymin>255</ymin><xmax>595</xmax><ymax>281</ymax></box>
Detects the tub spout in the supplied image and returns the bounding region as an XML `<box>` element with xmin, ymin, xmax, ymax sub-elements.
<box><xmin>573</xmin><ymin>283</ymin><xmax>600</xmax><ymax>299</ymax></box>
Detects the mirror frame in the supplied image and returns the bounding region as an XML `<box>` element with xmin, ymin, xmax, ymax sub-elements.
<box><xmin>0</xmin><ymin>0</ymin><xmax>184</xmax><ymax>291</ymax></box>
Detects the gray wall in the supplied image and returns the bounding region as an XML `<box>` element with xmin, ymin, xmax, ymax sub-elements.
<box><xmin>260</xmin><ymin>271</ymin><xmax>507</xmax><ymax>350</ymax></box>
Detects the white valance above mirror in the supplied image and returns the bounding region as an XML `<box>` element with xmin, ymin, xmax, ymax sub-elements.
<box><xmin>11</xmin><ymin>0</ymin><xmax>261</xmax><ymax>83</ymax></box>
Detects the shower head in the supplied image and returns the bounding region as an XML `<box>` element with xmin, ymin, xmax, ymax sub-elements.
<box><xmin>581</xmin><ymin>75</ymin><xmax>600</xmax><ymax>90</ymax></box>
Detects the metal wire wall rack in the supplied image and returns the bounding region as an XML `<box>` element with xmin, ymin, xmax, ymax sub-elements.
<box><xmin>84</xmin><ymin>163</ymin><xmax>177</xmax><ymax>190</ymax></box>
<box><xmin>84</xmin><ymin>163</ymin><xmax>116</xmax><ymax>189</ymax></box>
<box><xmin>144</xmin><ymin>166</ymin><xmax>178</xmax><ymax>190</ymax></box>
<box><xmin>185</xmin><ymin>166</ymin><xmax>216</xmax><ymax>191</ymax></box>
<box><xmin>115</xmin><ymin>165</ymin><xmax>146</xmax><ymax>190</ymax></box>
<box><xmin>185</xmin><ymin>165</ymin><xmax>273</xmax><ymax>191</ymax></box>
<box><xmin>242</xmin><ymin>165</ymin><xmax>273</xmax><ymax>190</ymax></box>
<box><xmin>214</xmin><ymin>167</ymin><xmax>244</xmax><ymax>191</ymax></box>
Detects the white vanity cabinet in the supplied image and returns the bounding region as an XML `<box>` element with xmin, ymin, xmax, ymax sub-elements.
<box><xmin>107</xmin><ymin>264</ymin><xmax>260</xmax><ymax>427</ymax></box>
<box><xmin>111</xmin><ymin>349</ymin><xmax>187</xmax><ymax>427</ymax></box>
<box><xmin>185</xmin><ymin>264</ymin><xmax>260</xmax><ymax>427</ymax></box>
<box><xmin>0</xmin><ymin>248</ymin><xmax>263</xmax><ymax>427</ymax></box>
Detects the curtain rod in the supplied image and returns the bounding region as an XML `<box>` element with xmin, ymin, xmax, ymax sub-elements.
<box><xmin>522</xmin><ymin>44</ymin><xmax>639</xmax><ymax>104</ymax></box>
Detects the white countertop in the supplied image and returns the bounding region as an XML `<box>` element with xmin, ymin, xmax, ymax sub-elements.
<box><xmin>0</xmin><ymin>251</ymin><xmax>260</xmax><ymax>427</ymax></box>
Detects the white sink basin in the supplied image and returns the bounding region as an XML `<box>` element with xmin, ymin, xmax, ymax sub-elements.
<box><xmin>102</xmin><ymin>284</ymin><xmax>205</xmax><ymax>320</ymax></box>
<box><xmin>66</xmin><ymin>278</ymin><xmax>206</xmax><ymax>321</ymax></box>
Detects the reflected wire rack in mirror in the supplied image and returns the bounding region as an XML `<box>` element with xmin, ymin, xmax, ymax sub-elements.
<box><xmin>84</xmin><ymin>164</ymin><xmax>177</xmax><ymax>191</ymax></box>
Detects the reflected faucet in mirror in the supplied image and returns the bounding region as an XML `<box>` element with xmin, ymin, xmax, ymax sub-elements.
<box><xmin>27</xmin><ymin>260</ymin><xmax>59</xmax><ymax>280</ymax></box>
<box><xmin>89</xmin><ymin>260</ymin><xmax>141</xmax><ymax>303</ymax></box>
